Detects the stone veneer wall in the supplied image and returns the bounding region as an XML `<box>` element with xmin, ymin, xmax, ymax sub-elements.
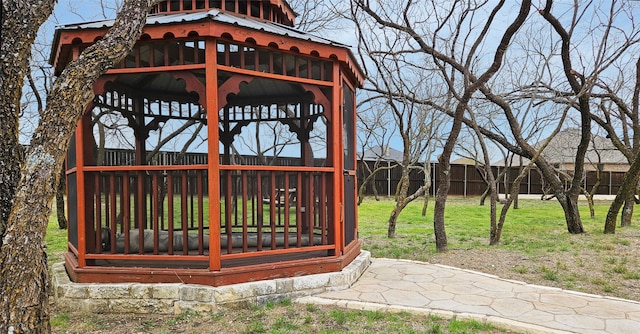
<box><xmin>52</xmin><ymin>251</ymin><xmax>371</xmax><ymax>315</ymax></box>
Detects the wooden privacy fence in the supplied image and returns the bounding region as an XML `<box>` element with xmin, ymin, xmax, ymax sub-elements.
<box><xmin>100</xmin><ymin>149</ymin><xmax>625</xmax><ymax>197</ymax></box>
<box><xmin>357</xmin><ymin>160</ymin><xmax>626</xmax><ymax>197</ymax></box>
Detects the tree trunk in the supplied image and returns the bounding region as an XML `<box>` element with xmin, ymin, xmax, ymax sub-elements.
<box><xmin>0</xmin><ymin>157</ymin><xmax>55</xmax><ymax>333</ymax></box>
<box><xmin>556</xmin><ymin>193</ymin><xmax>585</xmax><ymax>234</ymax></box>
<box><xmin>387</xmin><ymin>206</ymin><xmax>402</xmax><ymax>238</ymax></box>
<box><xmin>421</xmin><ymin>194</ymin><xmax>429</xmax><ymax>216</ymax></box>
<box><xmin>56</xmin><ymin>169</ymin><xmax>67</xmax><ymax>229</ymax></box>
<box><xmin>388</xmin><ymin>168</ymin><xmax>410</xmax><ymax>238</ymax></box>
<box><xmin>621</xmin><ymin>197</ymin><xmax>634</xmax><ymax>227</ymax></box>
<box><xmin>0</xmin><ymin>0</ymin><xmax>53</xmax><ymax>247</ymax></box>
<box><xmin>586</xmin><ymin>194</ymin><xmax>595</xmax><ymax>218</ymax></box>
<box><xmin>0</xmin><ymin>1</ymin><xmax>158</xmax><ymax>331</ymax></box>
<box><xmin>433</xmin><ymin>119</ymin><xmax>461</xmax><ymax>251</ymax></box>
<box><xmin>605</xmin><ymin>148</ymin><xmax>640</xmax><ymax>233</ymax></box>
<box><xmin>479</xmin><ymin>186</ymin><xmax>490</xmax><ymax>206</ymax></box>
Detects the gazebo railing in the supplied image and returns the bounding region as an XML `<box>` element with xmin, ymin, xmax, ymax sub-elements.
<box><xmin>219</xmin><ymin>166</ymin><xmax>334</xmax><ymax>260</ymax></box>
<box><xmin>80</xmin><ymin>165</ymin><xmax>334</xmax><ymax>265</ymax></box>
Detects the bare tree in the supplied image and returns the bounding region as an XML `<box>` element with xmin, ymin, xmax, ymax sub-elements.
<box><xmin>289</xmin><ymin>0</ymin><xmax>344</xmax><ymax>33</ymax></box>
<box><xmin>356</xmin><ymin>98</ymin><xmax>396</xmax><ymax>202</ymax></box>
<box><xmin>0</xmin><ymin>1</ymin><xmax>159</xmax><ymax>331</ymax></box>
<box><xmin>353</xmin><ymin>9</ymin><xmax>446</xmax><ymax>238</ymax></box>
<box><xmin>517</xmin><ymin>1</ymin><xmax>640</xmax><ymax>233</ymax></box>
<box><xmin>352</xmin><ymin>0</ymin><xmax>532</xmax><ymax>250</ymax></box>
<box><xmin>588</xmin><ymin>49</ymin><xmax>640</xmax><ymax>231</ymax></box>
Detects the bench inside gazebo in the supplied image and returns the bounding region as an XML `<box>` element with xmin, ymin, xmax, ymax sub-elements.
<box><xmin>52</xmin><ymin>0</ymin><xmax>363</xmax><ymax>286</ymax></box>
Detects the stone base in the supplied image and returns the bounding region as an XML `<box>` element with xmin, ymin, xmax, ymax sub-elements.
<box><xmin>52</xmin><ymin>251</ymin><xmax>371</xmax><ymax>315</ymax></box>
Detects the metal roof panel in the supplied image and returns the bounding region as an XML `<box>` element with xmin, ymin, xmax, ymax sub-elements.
<box><xmin>56</xmin><ymin>9</ymin><xmax>349</xmax><ymax>48</ymax></box>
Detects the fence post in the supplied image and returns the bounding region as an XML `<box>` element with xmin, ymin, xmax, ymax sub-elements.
<box><xmin>609</xmin><ymin>171</ymin><xmax>612</xmax><ymax>195</ymax></box>
<box><xmin>387</xmin><ymin>160</ymin><xmax>391</xmax><ymax>197</ymax></box>
<box><xmin>464</xmin><ymin>164</ymin><xmax>467</xmax><ymax>198</ymax></box>
<box><xmin>432</xmin><ymin>162</ymin><xmax>436</xmax><ymax>196</ymax></box>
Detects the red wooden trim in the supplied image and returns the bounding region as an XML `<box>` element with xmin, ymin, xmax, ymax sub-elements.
<box><xmin>109</xmin><ymin>174</ymin><xmax>117</xmax><ymax>252</ymax></box>
<box><xmin>217</xmin><ymin>65</ymin><xmax>333</xmax><ymax>87</ymax></box>
<box><xmin>219</xmin><ymin>165</ymin><xmax>332</xmax><ymax>172</ymax></box>
<box><xmin>345</xmin><ymin>75</ymin><xmax>360</xmax><ymax>244</ymax></box>
<box><xmin>221</xmin><ymin>244</ymin><xmax>335</xmax><ymax>261</ymax></box>
<box><xmin>206</xmin><ymin>38</ymin><xmax>221</xmax><ymax>270</ymax></box>
<box><xmin>269</xmin><ymin>173</ymin><xmax>276</xmax><ymax>250</ymax></box>
<box><xmin>84</xmin><ymin>165</ymin><xmax>208</xmax><ymax>171</ymax></box>
<box><xmin>217</xmin><ymin>73</ymin><xmax>254</xmax><ymax>109</ymax></box>
<box><xmin>256</xmin><ymin>171</ymin><xmax>263</xmax><ymax>250</ymax></box>
<box><xmin>307</xmin><ymin>171</ymin><xmax>315</xmax><ymax>246</ymax></box>
<box><xmin>167</xmin><ymin>172</ymin><xmax>174</xmax><ymax>255</ymax></box>
<box><xmin>331</xmin><ymin>60</ymin><xmax>343</xmax><ymax>255</ymax></box>
<box><xmin>299</xmin><ymin>83</ymin><xmax>331</xmax><ymax>112</ymax></box>
<box><xmin>94</xmin><ymin>174</ymin><xmax>102</xmax><ymax>253</ymax></box>
<box><xmin>181</xmin><ymin>171</ymin><xmax>189</xmax><ymax>255</ymax></box>
<box><xmin>66</xmin><ymin>251</ymin><xmax>349</xmax><ymax>286</ymax></box>
<box><xmin>320</xmin><ymin>173</ymin><xmax>327</xmax><ymax>245</ymax></box>
<box><xmin>106</xmin><ymin>64</ymin><xmax>205</xmax><ymax>74</ymax></box>
<box><xmin>241</xmin><ymin>171</ymin><xmax>248</xmax><ymax>253</ymax></box>
<box><xmin>152</xmin><ymin>172</ymin><xmax>160</xmax><ymax>255</ymax></box>
<box><xmin>172</xmin><ymin>72</ymin><xmax>207</xmax><ymax>107</ymax></box>
<box><xmin>296</xmin><ymin>172</ymin><xmax>302</xmax><ymax>247</ymax></box>
<box><xmin>68</xmin><ymin>242</ymin><xmax>79</xmax><ymax>256</ymax></box>
<box><xmin>84</xmin><ymin>254</ymin><xmax>209</xmax><ymax>261</ymax></box>
<box><xmin>135</xmin><ymin>171</ymin><xmax>144</xmax><ymax>255</ymax></box>
<box><xmin>198</xmin><ymin>170</ymin><xmax>205</xmax><ymax>255</ymax></box>
<box><xmin>283</xmin><ymin>173</ymin><xmax>290</xmax><ymax>249</ymax></box>
<box><xmin>123</xmin><ymin>172</ymin><xmax>131</xmax><ymax>254</ymax></box>
<box><xmin>75</xmin><ymin>111</ymin><xmax>87</xmax><ymax>267</ymax></box>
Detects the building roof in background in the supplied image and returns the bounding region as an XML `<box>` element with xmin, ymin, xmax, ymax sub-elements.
<box><xmin>491</xmin><ymin>128</ymin><xmax>628</xmax><ymax>166</ymax></box>
<box><xmin>538</xmin><ymin>128</ymin><xmax>626</xmax><ymax>164</ymax></box>
<box><xmin>358</xmin><ymin>145</ymin><xmax>404</xmax><ymax>162</ymax></box>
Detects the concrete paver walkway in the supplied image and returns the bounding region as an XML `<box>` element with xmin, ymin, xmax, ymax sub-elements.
<box><xmin>297</xmin><ymin>258</ymin><xmax>640</xmax><ymax>334</ymax></box>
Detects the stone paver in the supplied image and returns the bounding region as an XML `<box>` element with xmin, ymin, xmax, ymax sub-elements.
<box><xmin>297</xmin><ymin>258</ymin><xmax>640</xmax><ymax>334</ymax></box>
<box><xmin>53</xmin><ymin>253</ymin><xmax>640</xmax><ymax>333</ymax></box>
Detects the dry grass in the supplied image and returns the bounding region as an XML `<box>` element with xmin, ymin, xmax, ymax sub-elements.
<box><xmin>51</xmin><ymin>300</ymin><xmax>514</xmax><ymax>333</ymax></box>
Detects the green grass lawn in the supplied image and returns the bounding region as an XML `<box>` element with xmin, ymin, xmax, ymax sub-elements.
<box><xmin>47</xmin><ymin>196</ymin><xmax>635</xmax><ymax>265</ymax></box>
<box><xmin>357</xmin><ymin>196</ymin><xmax>633</xmax><ymax>260</ymax></box>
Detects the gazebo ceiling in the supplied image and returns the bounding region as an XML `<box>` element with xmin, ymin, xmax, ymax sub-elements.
<box><xmin>114</xmin><ymin>72</ymin><xmax>201</xmax><ymax>97</ymax></box>
<box><xmin>227</xmin><ymin>78</ymin><xmax>309</xmax><ymax>105</ymax></box>
<box><xmin>106</xmin><ymin>73</ymin><xmax>312</xmax><ymax>108</ymax></box>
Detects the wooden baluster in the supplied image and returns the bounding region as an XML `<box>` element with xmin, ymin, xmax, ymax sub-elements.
<box><xmin>181</xmin><ymin>170</ymin><xmax>188</xmax><ymax>255</ymax></box>
<box><xmin>242</xmin><ymin>171</ymin><xmax>248</xmax><ymax>253</ymax></box>
<box><xmin>197</xmin><ymin>170</ymin><xmax>204</xmax><ymax>255</ymax></box>
<box><xmin>167</xmin><ymin>171</ymin><xmax>174</xmax><ymax>255</ymax></box>
<box><xmin>123</xmin><ymin>172</ymin><xmax>130</xmax><ymax>254</ymax></box>
<box><xmin>283</xmin><ymin>172</ymin><xmax>290</xmax><ymax>249</ymax></box>
<box><xmin>256</xmin><ymin>171</ymin><xmax>263</xmax><ymax>252</ymax></box>
<box><xmin>150</xmin><ymin>172</ymin><xmax>158</xmax><ymax>254</ymax></box>
<box><xmin>296</xmin><ymin>172</ymin><xmax>302</xmax><ymax>247</ymax></box>
<box><xmin>94</xmin><ymin>173</ymin><xmax>102</xmax><ymax>253</ymax></box>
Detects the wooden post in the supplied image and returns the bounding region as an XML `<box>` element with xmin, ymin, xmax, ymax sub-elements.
<box><xmin>207</xmin><ymin>39</ymin><xmax>222</xmax><ymax>271</ymax></box>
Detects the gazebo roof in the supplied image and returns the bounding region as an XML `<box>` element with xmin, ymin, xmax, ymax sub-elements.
<box><xmin>50</xmin><ymin>9</ymin><xmax>364</xmax><ymax>86</ymax></box>
<box><xmin>54</xmin><ymin>9</ymin><xmax>348</xmax><ymax>48</ymax></box>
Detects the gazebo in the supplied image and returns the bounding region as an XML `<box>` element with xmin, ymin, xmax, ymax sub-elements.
<box><xmin>51</xmin><ymin>0</ymin><xmax>363</xmax><ymax>286</ymax></box>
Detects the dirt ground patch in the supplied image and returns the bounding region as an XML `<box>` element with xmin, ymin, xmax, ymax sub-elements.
<box><xmin>425</xmin><ymin>227</ymin><xmax>640</xmax><ymax>302</ymax></box>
